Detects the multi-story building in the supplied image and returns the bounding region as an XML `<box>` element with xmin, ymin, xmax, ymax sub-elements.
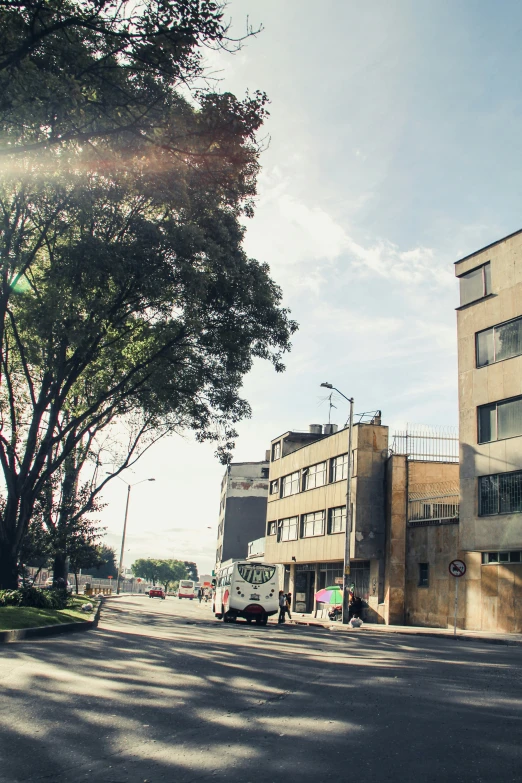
<box><xmin>265</xmin><ymin>418</ymin><xmax>389</xmax><ymax>618</ymax></box>
<box><xmin>265</xmin><ymin>419</ymin><xmax>461</xmax><ymax>626</ymax></box>
<box><xmin>215</xmin><ymin>460</ymin><xmax>269</xmax><ymax>570</ymax></box>
<box><xmin>455</xmin><ymin>230</ymin><xmax>522</xmax><ymax>632</ymax></box>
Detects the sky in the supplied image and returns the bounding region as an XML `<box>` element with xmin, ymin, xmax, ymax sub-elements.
<box><xmin>98</xmin><ymin>0</ymin><xmax>522</xmax><ymax>577</ymax></box>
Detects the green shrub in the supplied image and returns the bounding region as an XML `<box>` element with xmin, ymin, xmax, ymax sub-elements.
<box><xmin>0</xmin><ymin>587</ymin><xmax>68</xmax><ymax>609</ymax></box>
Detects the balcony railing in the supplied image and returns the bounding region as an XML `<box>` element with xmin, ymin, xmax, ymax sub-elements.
<box><xmin>408</xmin><ymin>481</ymin><xmax>460</xmax><ymax>527</ymax></box>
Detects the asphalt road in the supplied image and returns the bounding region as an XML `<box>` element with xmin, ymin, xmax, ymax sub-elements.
<box><xmin>1</xmin><ymin>595</ymin><xmax>521</xmax><ymax>783</ymax></box>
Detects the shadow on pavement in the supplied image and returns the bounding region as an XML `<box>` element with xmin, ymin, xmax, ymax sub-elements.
<box><xmin>0</xmin><ymin>597</ymin><xmax>520</xmax><ymax>783</ymax></box>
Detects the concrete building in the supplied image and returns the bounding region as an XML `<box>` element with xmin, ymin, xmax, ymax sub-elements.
<box><xmin>265</xmin><ymin>418</ymin><xmax>389</xmax><ymax>619</ymax></box>
<box><xmin>215</xmin><ymin>460</ymin><xmax>269</xmax><ymax>570</ymax></box>
<box><xmin>385</xmin><ymin>447</ymin><xmax>460</xmax><ymax>627</ymax></box>
<box><xmin>264</xmin><ymin>419</ymin><xmax>461</xmax><ymax>626</ymax></box>
<box><xmin>455</xmin><ymin>230</ymin><xmax>522</xmax><ymax>632</ymax></box>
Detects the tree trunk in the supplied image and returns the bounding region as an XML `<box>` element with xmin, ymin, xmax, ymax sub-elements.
<box><xmin>52</xmin><ymin>551</ymin><xmax>67</xmax><ymax>586</ymax></box>
<box><xmin>0</xmin><ymin>546</ymin><xmax>19</xmax><ymax>589</ymax></box>
<box><xmin>74</xmin><ymin>571</ymin><xmax>79</xmax><ymax>594</ymax></box>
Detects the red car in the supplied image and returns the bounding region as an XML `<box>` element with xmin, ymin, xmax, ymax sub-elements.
<box><xmin>149</xmin><ymin>587</ymin><xmax>166</xmax><ymax>599</ymax></box>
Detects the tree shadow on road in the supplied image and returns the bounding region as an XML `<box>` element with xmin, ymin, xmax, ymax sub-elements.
<box><xmin>0</xmin><ymin>598</ymin><xmax>521</xmax><ymax>783</ymax></box>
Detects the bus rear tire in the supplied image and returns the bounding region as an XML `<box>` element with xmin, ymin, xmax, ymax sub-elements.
<box><xmin>246</xmin><ymin>617</ymin><xmax>253</xmax><ymax>624</ymax></box>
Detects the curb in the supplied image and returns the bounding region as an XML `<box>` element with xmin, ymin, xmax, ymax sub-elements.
<box><xmin>0</xmin><ymin>598</ymin><xmax>104</xmax><ymax>644</ymax></box>
<box><xmin>290</xmin><ymin>618</ymin><xmax>522</xmax><ymax>647</ymax></box>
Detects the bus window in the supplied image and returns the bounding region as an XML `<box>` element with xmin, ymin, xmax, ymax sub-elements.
<box><xmin>237</xmin><ymin>564</ymin><xmax>276</xmax><ymax>584</ymax></box>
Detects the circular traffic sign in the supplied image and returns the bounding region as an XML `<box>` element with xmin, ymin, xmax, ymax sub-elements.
<box><xmin>449</xmin><ymin>559</ymin><xmax>466</xmax><ymax>577</ymax></box>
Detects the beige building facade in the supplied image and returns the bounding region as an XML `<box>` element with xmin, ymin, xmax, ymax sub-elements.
<box><xmin>264</xmin><ymin>420</ymin><xmax>388</xmax><ymax>618</ymax></box>
<box><xmin>264</xmin><ymin>419</ymin><xmax>462</xmax><ymax>626</ymax></box>
<box><xmin>454</xmin><ymin>230</ymin><xmax>522</xmax><ymax>632</ymax></box>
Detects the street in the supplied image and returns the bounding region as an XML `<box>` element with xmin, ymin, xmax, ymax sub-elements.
<box><xmin>1</xmin><ymin>596</ymin><xmax>521</xmax><ymax>783</ymax></box>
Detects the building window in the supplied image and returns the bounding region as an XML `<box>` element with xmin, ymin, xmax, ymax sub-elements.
<box><xmin>278</xmin><ymin>516</ymin><xmax>298</xmax><ymax>542</ymax></box>
<box><xmin>328</xmin><ymin>506</ymin><xmax>346</xmax><ymax>534</ymax></box>
<box><xmin>479</xmin><ymin>470</ymin><xmax>522</xmax><ymax>516</ymax></box>
<box><xmin>261</xmin><ymin>467</ymin><xmax>269</xmax><ymax>479</ymax></box>
<box><xmin>270</xmin><ymin>479</ymin><xmax>279</xmax><ymax>496</ymax></box>
<box><xmin>301</xmin><ymin>510</ymin><xmax>325</xmax><ymax>538</ymax></box>
<box><xmin>272</xmin><ymin>441</ymin><xmax>281</xmax><ymax>461</ymax></box>
<box><xmin>267</xmin><ymin>521</ymin><xmax>277</xmax><ymax>536</ymax></box>
<box><xmin>281</xmin><ymin>471</ymin><xmax>300</xmax><ymax>498</ymax></box>
<box><xmin>478</xmin><ymin>396</ymin><xmax>522</xmax><ymax>443</ymax></box>
<box><xmin>482</xmin><ymin>551</ymin><xmax>522</xmax><ymax>564</ymax></box>
<box><xmin>330</xmin><ymin>453</ymin><xmax>348</xmax><ymax>483</ymax></box>
<box><xmin>476</xmin><ymin>315</ymin><xmax>522</xmax><ymax>368</ymax></box>
<box><xmin>303</xmin><ymin>461</ymin><xmax>327</xmax><ymax>491</ymax></box>
<box><xmin>459</xmin><ymin>261</ymin><xmax>491</xmax><ymax>306</ymax></box>
<box><xmin>418</xmin><ymin>563</ymin><xmax>429</xmax><ymax>587</ymax></box>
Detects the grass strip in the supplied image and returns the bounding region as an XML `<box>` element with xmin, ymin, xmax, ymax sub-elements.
<box><xmin>0</xmin><ymin>596</ymin><xmax>98</xmax><ymax>631</ymax></box>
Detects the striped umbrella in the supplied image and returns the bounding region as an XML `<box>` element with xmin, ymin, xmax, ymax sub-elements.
<box><xmin>315</xmin><ymin>586</ymin><xmax>343</xmax><ymax>605</ymax></box>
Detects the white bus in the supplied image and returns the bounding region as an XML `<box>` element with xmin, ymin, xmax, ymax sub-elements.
<box><xmin>213</xmin><ymin>561</ymin><xmax>280</xmax><ymax>625</ymax></box>
<box><xmin>178</xmin><ymin>579</ymin><xmax>196</xmax><ymax>599</ymax></box>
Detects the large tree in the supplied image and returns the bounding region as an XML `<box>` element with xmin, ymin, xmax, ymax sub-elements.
<box><xmin>0</xmin><ymin>2</ymin><xmax>297</xmax><ymax>589</ymax></box>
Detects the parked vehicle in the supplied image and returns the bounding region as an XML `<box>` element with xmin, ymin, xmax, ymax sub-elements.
<box><xmin>44</xmin><ymin>577</ymin><xmax>73</xmax><ymax>594</ymax></box>
<box><xmin>149</xmin><ymin>587</ymin><xmax>166</xmax><ymax>599</ymax></box>
<box><xmin>178</xmin><ymin>580</ymin><xmax>196</xmax><ymax>600</ymax></box>
<box><xmin>213</xmin><ymin>562</ymin><xmax>280</xmax><ymax>625</ymax></box>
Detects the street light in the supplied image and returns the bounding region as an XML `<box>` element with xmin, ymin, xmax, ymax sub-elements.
<box><xmin>320</xmin><ymin>382</ymin><xmax>354</xmax><ymax>625</ymax></box>
<box><xmin>108</xmin><ymin>474</ymin><xmax>156</xmax><ymax>594</ymax></box>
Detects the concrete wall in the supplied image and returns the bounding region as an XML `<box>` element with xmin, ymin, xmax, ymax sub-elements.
<box><xmin>383</xmin><ymin>455</ymin><xmax>407</xmax><ymax>625</ymax></box>
<box><xmin>456</xmin><ymin>232</ymin><xmax>522</xmax><ymax>551</ymax></box>
<box><xmin>384</xmin><ymin>458</ymin><xmax>461</xmax><ymax>628</ymax></box>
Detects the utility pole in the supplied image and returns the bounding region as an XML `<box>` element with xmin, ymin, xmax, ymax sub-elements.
<box><xmin>320</xmin><ymin>383</ymin><xmax>354</xmax><ymax>624</ymax></box>
<box><xmin>116</xmin><ymin>484</ymin><xmax>131</xmax><ymax>595</ymax></box>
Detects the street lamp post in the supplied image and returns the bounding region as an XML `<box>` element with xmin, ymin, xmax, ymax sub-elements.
<box><xmin>109</xmin><ymin>475</ymin><xmax>156</xmax><ymax>595</ymax></box>
<box><xmin>321</xmin><ymin>382</ymin><xmax>354</xmax><ymax>625</ymax></box>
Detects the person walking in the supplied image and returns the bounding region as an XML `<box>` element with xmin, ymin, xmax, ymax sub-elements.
<box><xmin>285</xmin><ymin>592</ymin><xmax>292</xmax><ymax>620</ymax></box>
<box><xmin>198</xmin><ymin>586</ymin><xmax>203</xmax><ymax>604</ymax></box>
<box><xmin>278</xmin><ymin>591</ymin><xmax>287</xmax><ymax>624</ymax></box>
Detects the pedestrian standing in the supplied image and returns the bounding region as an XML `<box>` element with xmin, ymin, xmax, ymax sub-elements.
<box><xmin>198</xmin><ymin>587</ymin><xmax>203</xmax><ymax>603</ymax></box>
<box><xmin>285</xmin><ymin>592</ymin><xmax>292</xmax><ymax>620</ymax></box>
<box><xmin>278</xmin><ymin>590</ymin><xmax>286</xmax><ymax>624</ymax></box>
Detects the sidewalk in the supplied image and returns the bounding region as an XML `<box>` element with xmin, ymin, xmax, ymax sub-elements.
<box><xmin>287</xmin><ymin>612</ymin><xmax>522</xmax><ymax>646</ymax></box>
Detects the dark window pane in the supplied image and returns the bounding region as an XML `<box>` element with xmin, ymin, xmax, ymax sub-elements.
<box><xmin>497</xmin><ymin>397</ymin><xmax>522</xmax><ymax>440</ymax></box>
<box><xmin>496</xmin><ymin>318</ymin><xmax>522</xmax><ymax>363</ymax></box>
<box><xmin>479</xmin><ymin>475</ymin><xmax>499</xmax><ymax>515</ymax></box>
<box><xmin>499</xmin><ymin>552</ymin><xmax>510</xmax><ymax>563</ymax></box>
<box><xmin>478</xmin><ymin>404</ymin><xmax>496</xmax><ymax>443</ymax></box>
<box><xmin>460</xmin><ymin>266</ymin><xmax>485</xmax><ymax>306</ymax></box>
<box><xmin>418</xmin><ymin>563</ymin><xmax>429</xmax><ymax>586</ymax></box>
<box><xmin>499</xmin><ymin>472</ymin><xmax>522</xmax><ymax>514</ymax></box>
<box><xmin>477</xmin><ymin>328</ymin><xmax>495</xmax><ymax>367</ymax></box>
<box><xmin>484</xmin><ymin>262</ymin><xmax>491</xmax><ymax>295</ymax></box>
<box><xmin>510</xmin><ymin>551</ymin><xmax>521</xmax><ymax>562</ymax></box>
<box><xmin>488</xmin><ymin>552</ymin><xmax>499</xmax><ymax>563</ymax></box>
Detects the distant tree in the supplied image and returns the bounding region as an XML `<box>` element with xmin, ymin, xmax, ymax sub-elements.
<box><xmin>84</xmin><ymin>546</ymin><xmax>118</xmax><ymax>580</ymax></box>
<box><xmin>184</xmin><ymin>562</ymin><xmax>199</xmax><ymax>582</ymax></box>
<box><xmin>131</xmin><ymin>558</ymin><xmax>187</xmax><ymax>591</ymax></box>
<box><xmin>156</xmin><ymin>560</ymin><xmax>188</xmax><ymax>593</ymax></box>
<box><xmin>68</xmin><ymin>535</ymin><xmax>103</xmax><ymax>594</ymax></box>
<box><xmin>131</xmin><ymin>558</ymin><xmax>161</xmax><ymax>586</ymax></box>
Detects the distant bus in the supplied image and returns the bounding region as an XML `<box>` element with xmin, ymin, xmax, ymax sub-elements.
<box><xmin>213</xmin><ymin>562</ymin><xmax>280</xmax><ymax>625</ymax></box>
<box><xmin>178</xmin><ymin>580</ymin><xmax>196</xmax><ymax>600</ymax></box>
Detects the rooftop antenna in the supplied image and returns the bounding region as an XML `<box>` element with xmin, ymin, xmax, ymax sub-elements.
<box><xmin>328</xmin><ymin>393</ymin><xmax>337</xmax><ymax>425</ymax></box>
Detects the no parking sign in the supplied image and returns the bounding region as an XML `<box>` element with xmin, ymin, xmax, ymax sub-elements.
<box><xmin>449</xmin><ymin>560</ymin><xmax>466</xmax><ymax>578</ymax></box>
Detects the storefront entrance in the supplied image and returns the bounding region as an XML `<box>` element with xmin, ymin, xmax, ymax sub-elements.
<box><xmin>317</xmin><ymin>561</ymin><xmax>370</xmax><ymax>599</ymax></box>
<box><xmin>294</xmin><ymin>566</ymin><xmax>315</xmax><ymax>613</ymax></box>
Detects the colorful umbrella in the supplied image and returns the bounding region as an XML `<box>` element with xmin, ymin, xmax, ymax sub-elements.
<box><xmin>315</xmin><ymin>586</ymin><xmax>343</xmax><ymax>605</ymax></box>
